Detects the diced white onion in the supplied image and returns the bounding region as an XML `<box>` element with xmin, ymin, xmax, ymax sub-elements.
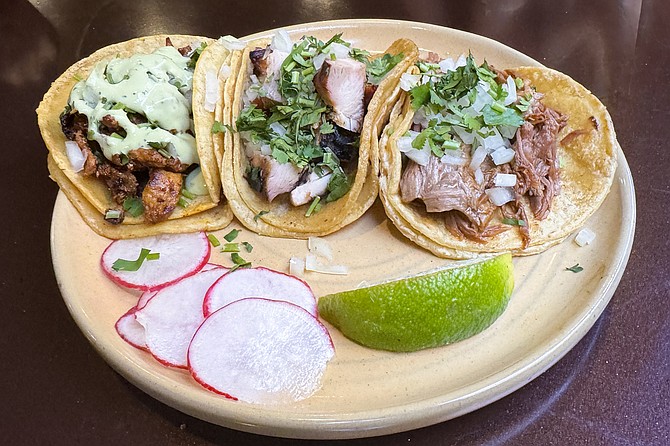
<box><xmin>575</xmin><ymin>228</ymin><xmax>596</xmax><ymax>247</ymax></box>
<box><xmin>499</xmin><ymin>125</ymin><xmax>517</xmax><ymax>139</ymax></box>
<box><xmin>438</xmin><ymin>57</ymin><xmax>456</xmax><ymax>73</ymax></box>
<box><xmin>219</xmin><ymin>64</ymin><xmax>232</xmax><ymax>79</ymax></box>
<box><xmin>400</xmin><ymin>73</ymin><xmax>421</xmax><ymax>91</ymax></box>
<box><xmin>260</xmin><ymin>144</ymin><xmax>272</xmax><ymax>156</ymax></box>
<box><xmin>411</xmin><ymin>108</ymin><xmax>429</xmax><ymax>127</ymax></box>
<box><xmin>503</xmin><ymin>75</ymin><xmax>518</xmax><ymax>106</ymax></box>
<box><xmin>329</xmin><ymin>42</ymin><xmax>351</xmax><ymax>60</ymax></box>
<box><xmin>308</xmin><ymin>237</ymin><xmax>333</xmax><ymax>261</ymax></box>
<box><xmin>396</xmin><ymin>135</ymin><xmax>415</xmax><ymax>152</ymax></box>
<box><xmin>491</xmin><ymin>147</ymin><xmax>516</xmax><ymax>165</ymax></box>
<box><xmin>204</xmin><ymin>70</ymin><xmax>217</xmax><ymax>112</ymax></box>
<box><xmin>469</xmin><ymin>145</ymin><xmax>488</xmax><ymax>171</ymax></box>
<box><xmin>272</xmin><ymin>30</ymin><xmax>293</xmax><ymax>53</ymax></box>
<box><xmin>289</xmin><ymin>256</ymin><xmax>305</xmax><ymax>277</ymax></box>
<box><xmin>403</xmin><ymin>142</ymin><xmax>431</xmax><ymax>166</ymax></box>
<box><xmin>440</xmin><ymin>152</ymin><xmax>467</xmax><ymax>166</ymax></box>
<box><xmin>269</xmin><ymin>122</ymin><xmax>287</xmax><ymax>137</ymax></box>
<box><xmin>480</xmin><ymin>132</ymin><xmax>505</xmax><ymax>153</ymax></box>
<box><xmin>485</xmin><ymin>187</ymin><xmax>515</xmax><ymax>206</ymax></box>
<box><xmin>474</xmin><ymin>167</ymin><xmax>485</xmax><ymax>185</ymax></box>
<box><xmin>305</xmin><ymin>254</ymin><xmax>349</xmax><ymax>275</ymax></box>
<box><xmin>218</xmin><ymin>35</ymin><xmax>246</xmax><ymax>51</ymax></box>
<box><xmin>453</xmin><ymin>125</ymin><xmax>475</xmax><ymax>145</ymax></box>
<box><xmin>494</xmin><ymin>173</ymin><xmax>517</xmax><ymax>187</ymax></box>
<box><xmin>455</xmin><ymin>54</ymin><xmax>467</xmax><ymax>68</ymax></box>
<box><xmin>65</xmin><ymin>141</ymin><xmax>86</xmax><ymax>172</ymax></box>
<box><xmin>313</xmin><ymin>53</ymin><xmax>328</xmax><ymax>70</ymax></box>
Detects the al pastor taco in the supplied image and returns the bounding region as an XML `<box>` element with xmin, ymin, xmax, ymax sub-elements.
<box><xmin>37</xmin><ymin>35</ymin><xmax>233</xmax><ymax>239</ymax></box>
<box><xmin>220</xmin><ymin>31</ymin><xmax>418</xmax><ymax>237</ymax></box>
<box><xmin>379</xmin><ymin>54</ymin><xmax>619</xmax><ymax>259</ymax></box>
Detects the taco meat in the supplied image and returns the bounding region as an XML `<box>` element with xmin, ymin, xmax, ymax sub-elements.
<box><xmin>512</xmin><ymin>97</ymin><xmax>567</xmax><ymax>220</ymax></box>
<box><xmin>249</xmin><ymin>153</ymin><xmax>305</xmax><ymax>202</ymax></box>
<box><xmin>313</xmin><ymin>58</ymin><xmax>366</xmax><ymax>133</ymax></box>
<box><xmin>142</xmin><ymin>169</ymin><xmax>183</xmax><ymax>223</ymax></box>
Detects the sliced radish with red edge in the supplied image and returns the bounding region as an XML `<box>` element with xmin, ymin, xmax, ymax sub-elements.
<box><xmin>188</xmin><ymin>298</ymin><xmax>334</xmax><ymax>404</ymax></box>
<box><xmin>204</xmin><ymin>267</ymin><xmax>317</xmax><ymax>317</ymax></box>
<box><xmin>101</xmin><ymin>232</ymin><xmax>210</xmax><ymax>291</ymax></box>
<box><xmin>134</xmin><ymin>266</ymin><xmax>228</xmax><ymax>368</ymax></box>
<box><xmin>115</xmin><ymin>308</ymin><xmax>147</xmax><ymax>351</ymax></box>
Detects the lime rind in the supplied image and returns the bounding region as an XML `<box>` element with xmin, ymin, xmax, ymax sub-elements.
<box><xmin>317</xmin><ymin>254</ymin><xmax>514</xmax><ymax>352</ymax></box>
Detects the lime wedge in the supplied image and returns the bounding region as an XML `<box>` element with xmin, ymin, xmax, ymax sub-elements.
<box><xmin>317</xmin><ymin>254</ymin><xmax>514</xmax><ymax>352</ymax></box>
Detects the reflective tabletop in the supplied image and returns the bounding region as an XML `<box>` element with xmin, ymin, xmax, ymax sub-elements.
<box><xmin>1</xmin><ymin>0</ymin><xmax>667</xmax><ymax>444</ymax></box>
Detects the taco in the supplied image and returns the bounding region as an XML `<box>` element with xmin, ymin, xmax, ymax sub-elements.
<box><xmin>220</xmin><ymin>31</ymin><xmax>418</xmax><ymax>237</ymax></box>
<box><xmin>37</xmin><ymin>35</ymin><xmax>233</xmax><ymax>239</ymax></box>
<box><xmin>379</xmin><ymin>54</ymin><xmax>619</xmax><ymax>259</ymax></box>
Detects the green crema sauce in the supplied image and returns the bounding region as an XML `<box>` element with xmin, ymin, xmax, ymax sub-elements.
<box><xmin>68</xmin><ymin>46</ymin><xmax>199</xmax><ymax>166</ymax></box>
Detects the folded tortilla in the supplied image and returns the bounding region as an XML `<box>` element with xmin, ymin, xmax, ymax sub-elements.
<box><xmin>379</xmin><ymin>64</ymin><xmax>619</xmax><ymax>259</ymax></box>
<box><xmin>220</xmin><ymin>36</ymin><xmax>419</xmax><ymax>238</ymax></box>
<box><xmin>37</xmin><ymin>35</ymin><xmax>233</xmax><ymax>239</ymax></box>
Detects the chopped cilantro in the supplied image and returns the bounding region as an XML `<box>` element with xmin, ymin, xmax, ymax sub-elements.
<box><xmin>207</xmin><ymin>234</ymin><xmax>221</xmax><ymax>247</ymax></box>
<box><xmin>253</xmin><ymin>210</ymin><xmax>269</xmax><ymax>222</ymax></box>
<box><xmin>566</xmin><ymin>264</ymin><xmax>584</xmax><ymax>273</ymax></box>
<box><xmin>187</xmin><ymin>42</ymin><xmax>207</xmax><ymax>69</ymax></box>
<box><xmin>223</xmin><ymin>228</ymin><xmax>240</xmax><ymax>242</ymax></box>
<box><xmin>305</xmin><ymin>196</ymin><xmax>322</xmax><ymax>217</ymax></box>
<box><xmin>122</xmin><ymin>197</ymin><xmax>144</xmax><ymax>217</ymax></box>
<box><xmin>366</xmin><ymin>53</ymin><xmax>404</xmax><ymax>85</ymax></box>
<box><xmin>111</xmin><ymin>248</ymin><xmax>159</xmax><ymax>272</ymax></box>
<box><xmin>222</xmin><ymin>243</ymin><xmax>240</xmax><ymax>253</ymax></box>
<box><xmin>502</xmin><ymin>218</ymin><xmax>526</xmax><ymax>227</ymax></box>
<box><xmin>211</xmin><ymin>120</ymin><xmax>233</xmax><ymax>134</ymax></box>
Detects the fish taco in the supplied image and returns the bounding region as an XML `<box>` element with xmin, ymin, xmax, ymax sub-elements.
<box><xmin>37</xmin><ymin>35</ymin><xmax>233</xmax><ymax>239</ymax></box>
<box><xmin>220</xmin><ymin>31</ymin><xmax>418</xmax><ymax>237</ymax></box>
<box><xmin>379</xmin><ymin>54</ymin><xmax>619</xmax><ymax>259</ymax></box>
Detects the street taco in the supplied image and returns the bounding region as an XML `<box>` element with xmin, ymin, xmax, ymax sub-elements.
<box><xmin>37</xmin><ymin>35</ymin><xmax>233</xmax><ymax>239</ymax></box>
<box><xmin>221</xmin><ymin>31</ymin><xmax>418</xmax><ymax>237</ymax></box>
<box><xmin>379</xmin><ymin>54</ymin><xmax>618</xmax><ymax>259</ymax></box>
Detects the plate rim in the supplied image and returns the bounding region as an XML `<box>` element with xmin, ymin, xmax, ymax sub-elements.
<box><xmin>49</xmin><ymin>19</ymin><xmax>636</xmax><ymax>440</ymax></box>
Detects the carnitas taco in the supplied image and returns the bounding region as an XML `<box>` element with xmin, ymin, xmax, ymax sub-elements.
<box><xmin>379</xmin><ymin>53</ymin><xmax>619</xmax><ymax>259</ymax></box>
<box><xmin>220</xmin><ymin>31</ymin><xmax>418</xmax><ymax>237</ymax></box>
<box><xmin>37</xmin><ymin>35</ymin><xmax>233</xmax><ymax>239</ymax></box>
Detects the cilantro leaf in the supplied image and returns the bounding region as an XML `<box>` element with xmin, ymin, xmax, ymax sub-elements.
<box><xmin>366</xmin><ymin>53</ymin><xmax>404</xmax><ymax>85</ymax></box>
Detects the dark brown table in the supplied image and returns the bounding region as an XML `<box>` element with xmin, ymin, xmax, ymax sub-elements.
<box><xmin>2</xmin><ymin>0</ymin><xmax>667</xmax><ymax>444</ymax></box>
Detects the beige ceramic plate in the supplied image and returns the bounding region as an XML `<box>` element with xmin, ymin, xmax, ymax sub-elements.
<box><xmin>50</xmin><ymin>19</ymin><xmax>635</xmax><ymax>439</ymax></box>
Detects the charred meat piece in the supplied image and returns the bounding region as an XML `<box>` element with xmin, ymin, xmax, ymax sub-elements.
<box><xmin>363</xmin><ymin>83</ymin><xmax>378</xmax><ymax>111</ymax></box>
<box><xmin>60</xmin><ymin>109</ymin><xmax>88</xmax><ymax>141</ymax></box>
<box><xmin>74</xmin><ymin>132</ymin><xmax>98</xmax><ymax>176</ymax></box>
<box><xmin>126</xmin><ymin>148</ymin><xmax>188</xmax><ymax>172</ymax></box>
<box><xmin>248</xmin><ymin>153</ymin><xmax>305</xmax><ymax>202</ymax></box>
<box><xmin>319</xmin><ymin>123</ymin><xmax>359</xmax><ymax>165</ymax></box>
<box><xmin>250</xmin><ymin>47</ymin><xmax>271</xmax><ymax>78</ymax></box>
<box><xmin>99</xmin><ymin>114</ymin><xmax>124</xmax><ymax>136</ymax></box>
<box><xmin>96</xmin><ymin>162</ymin><xmax>139</xmax><ymax>205</ymax></box>
<box><xmin>142</xmin><ymin>169</ymin><xmax>183</xmax><ymax>223</ymax></box>
<box><xmin>313</xmin><ymin>58</ymin><xmax>367</xmax><ymax>133</ymax></box>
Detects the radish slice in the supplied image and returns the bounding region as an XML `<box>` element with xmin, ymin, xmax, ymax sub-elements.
<box><xmin>188</xmin><ymin>298</ymin><xmax>334</xmax><ymax>404</ymax></box>
<box><xmin>203</xmin><ymin>267</ymin><xmax>317</xmax><ymax>317</ymax></box>
<box><xmin>133</xmin><ymin>266</ymin><xmax>227</xmax><ymax>368</ymax></box>
<box><xmin>115</xmin><ymin>308</ymin><xmax>147</xmax><ymax>351</ymax></box>
<box><xmin>136</xmin><ymin>290</ymin><xmax>157</xmax><ymax>310</ymax></box>
<box><xmin>101</xmin><ymin>232</ymin><xmax>211</xmax><ymax>291</ymax></box>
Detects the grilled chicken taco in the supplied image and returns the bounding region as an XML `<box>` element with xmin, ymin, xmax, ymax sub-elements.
<box><xmin>37</xmin><ymin>35</ymin><xmax>233</xmax><ymax>239</ymax></box>
<box><xmin>220</xmin><ymin>31</ymin><xmax>418</xmax><ymax>237</ymax></box>
<box><xmin>379</xmin><ymin>54</ymin><xmax>618</xmax><ymax>259</ymax></box>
